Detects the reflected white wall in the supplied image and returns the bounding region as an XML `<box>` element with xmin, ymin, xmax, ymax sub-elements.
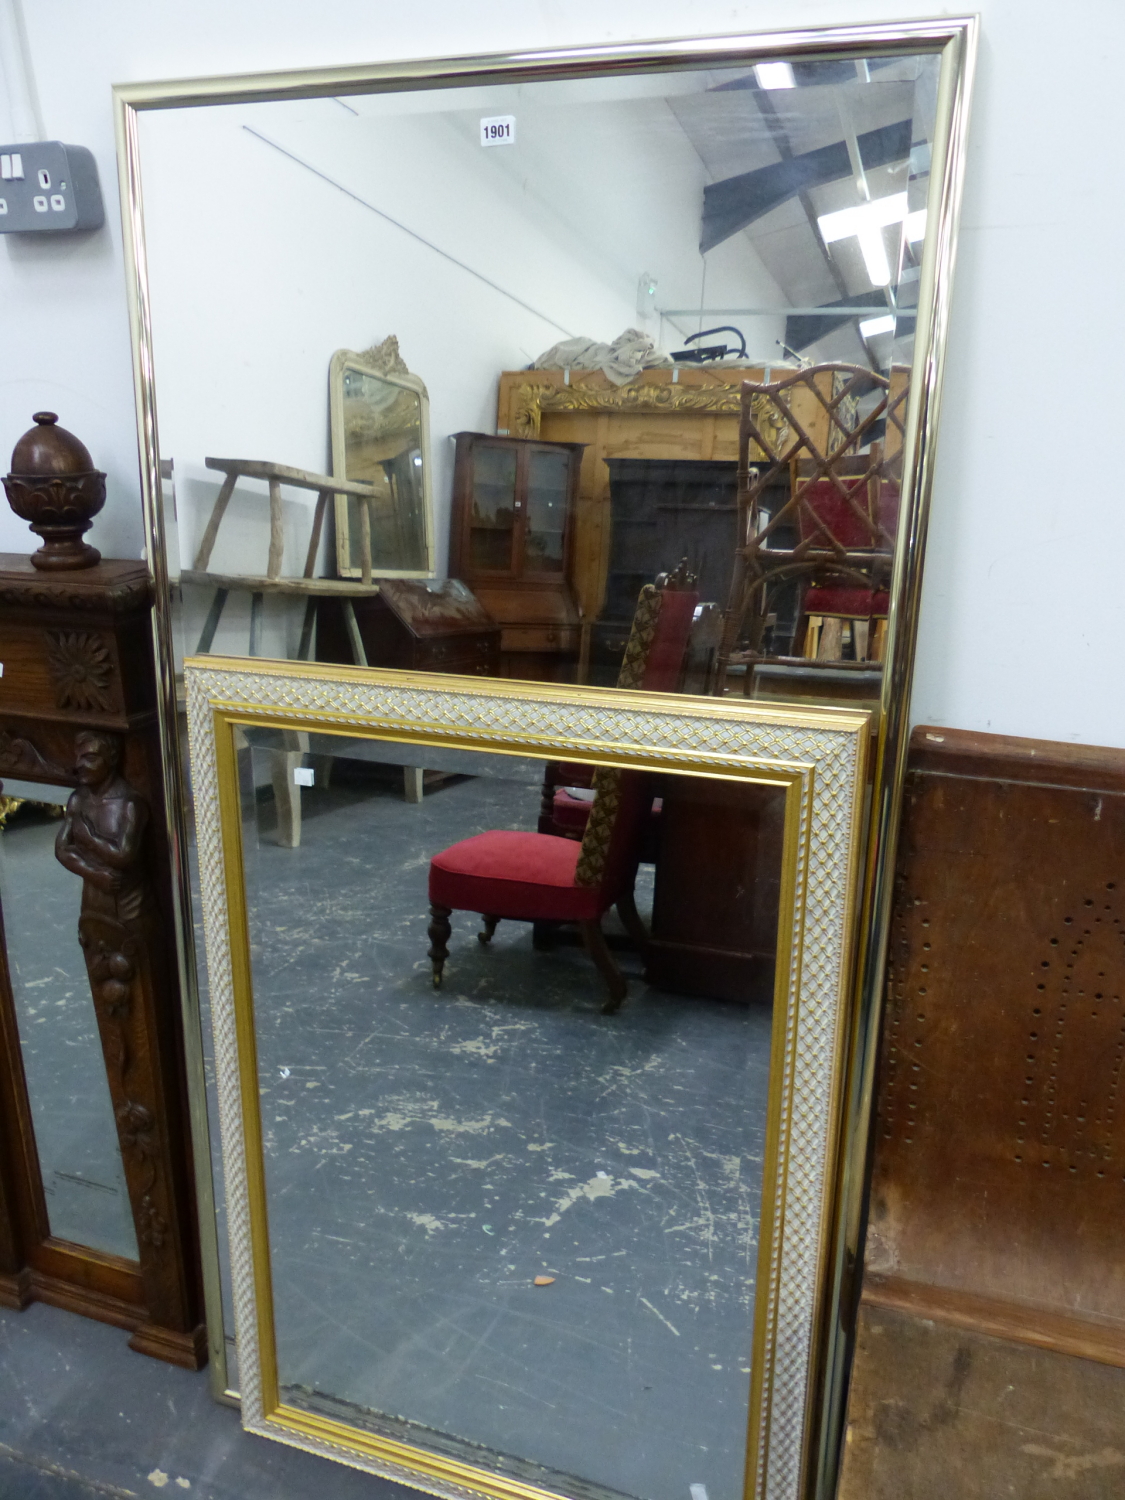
<box><xmin>136</xmin><ymin>85</ymin><xmax>783</xmax><ymax>656</ymax></box>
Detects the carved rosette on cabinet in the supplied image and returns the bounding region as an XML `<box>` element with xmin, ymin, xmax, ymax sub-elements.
<box><xmin>47</xmin><ymin>631</ymin><xmax>115</xmax><ymax>711</ymax></box>
<box><xmin>0</xmin><ymin>554</ymin><xmax>205</xmax><ymax>1369</ymax></box>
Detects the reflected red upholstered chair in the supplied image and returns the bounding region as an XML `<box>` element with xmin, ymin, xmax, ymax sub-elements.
<box><xmin>537</xmin><ymin>575</ymin><xmax>699</xmax><ymax>840</ymax></box>
<box><xmin>425</xmin><ymin>583</ymin><xmax>694</xmax><ymax>1013</ymax></box>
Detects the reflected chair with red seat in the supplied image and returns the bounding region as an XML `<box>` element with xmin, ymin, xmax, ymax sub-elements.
<box><xmin>791</xmin><ymin>451</ymin><xmax>899</xmax><ymax>661</ymax></box>
<box><xmin>425</xmin><ymin>581</ymin><xmax>695</xmax><ymax>1013</ymax></box>
<box><xmin>537</xmin><ymin>566</ymin><xmax>699</xmax><ymax>841</ymax></box>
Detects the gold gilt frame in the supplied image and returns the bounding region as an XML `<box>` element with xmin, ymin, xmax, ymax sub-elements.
<box><xmin>514</xmin><ymin>378</ymin><xmax>737</xmax><ymax>435</ymax></box>
<box><xmin>185</xmin><ymin>657</ymin><xmax>870</xmax><ymax>1500</ymax></box>
<box><xmin>329</xmin><ymin>347</ymin><xmax>438</xmax><ymax>582</ymax></box>
<box><xmin>508</xmin><ymin>376</ymin><xmax>791</xmax><ymax>458</ymax></box>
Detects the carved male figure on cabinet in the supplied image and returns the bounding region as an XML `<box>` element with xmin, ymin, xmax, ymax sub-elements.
<box><xmin>52</xmin><ymin>729</ymin><xmax>192</xmax><ymax>1327</ymax></box>
<box><xmin>55</xmin><ymin>731</ymin><xmax>149</xmax><ymax>924</ymax></box>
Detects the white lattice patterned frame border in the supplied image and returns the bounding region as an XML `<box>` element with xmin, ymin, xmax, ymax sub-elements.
<box><xmin>185</xmin><ymin>660</ymin><xmax>868</xmax><ymax>1500</ymax></box>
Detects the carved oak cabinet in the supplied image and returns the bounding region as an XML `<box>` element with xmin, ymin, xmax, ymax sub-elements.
<box><xmin>0</xmin><ymin>555</ymin><xmax>206</xmax><ymax>1368</ymax></box>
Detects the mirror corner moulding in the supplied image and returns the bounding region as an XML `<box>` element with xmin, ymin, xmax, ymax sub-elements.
<box><xmin>113</xmin><ymin>14</ymin><xmax>978</xmax><ymax>1493</ymax></box>
<box><xmin>184</xmin><ymin>656</ymin><xmax>871</xmax><ymax>1500</ymax></box>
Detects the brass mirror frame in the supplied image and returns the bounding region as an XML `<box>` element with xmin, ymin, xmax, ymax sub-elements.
<box><xmin>186</xmin><ymin>657</ymin><xmax>869</xmax><ymax>1500</ymax></box>
<box><xmin>112</xmin><ymin>16</ymin><xmax>977</xmax><ymax>1495</ymax></box>
<box><xmin>329</xmin><ymin>350</ymin><xmax>437</xmax><ymax>581</ymax></box>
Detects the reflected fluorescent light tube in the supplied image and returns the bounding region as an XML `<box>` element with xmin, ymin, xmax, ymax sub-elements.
<box><xmin>857</xmin><ymin>230</ymin><xmax>891</xmax><ymax>287</ymax></box>
<box><xmin>818</xmin><ymin>192</ymin><xmax>908</xmax><ymax>288</ymax></box>
<box><xmin>817</xmin><ymin>193</ymin><xmax>909</xmax><ymax>243</ymax></box>
<box><xmin>859</xmin><ymin>314</ymin><xmax>896</xmax><ymax>339</ymax></box>
<box><xmin>754</xmin><ymin>62</ymin><xmax>796</xmax><ymax>89</ymax></box>
<box><xmin>905</xmin><ymin>208</ymin><xmax>927</xmax><ymax>243</ymax></box>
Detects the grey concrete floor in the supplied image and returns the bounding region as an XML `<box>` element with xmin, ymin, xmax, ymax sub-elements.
<box><xmin>232</xmin><ymin>749</ymin><xmax>771</xmax><ymax>1500</ymax></box>
<box><xmin>0</xmin><ymin>1299</ymin><xmax>414</xmax><ymax>1500</ymax></box>
<box><xmin>0</xmin><ymin>753</ymin><xmax>774</xmax><ymax>1500</ymax></box>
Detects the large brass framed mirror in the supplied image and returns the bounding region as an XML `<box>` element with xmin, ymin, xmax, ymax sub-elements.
<box><xmin>114</xmin><ymin>16</ymin><xmax>976</xmax><ymax>1499</ymax></box>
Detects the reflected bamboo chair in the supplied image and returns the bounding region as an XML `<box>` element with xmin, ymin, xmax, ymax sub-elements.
<box><xmin>712</xmin><ymin>363</ymin><xmax>909</xmax><ymax>690</ymax></box>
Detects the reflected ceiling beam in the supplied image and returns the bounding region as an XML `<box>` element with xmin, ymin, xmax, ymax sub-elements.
<box><xmin>783</xmin><ymin>293</ymin><xmax>916</xmax><ymax>353</ymax></box>
<box><xmin>700</xmin><ymin>116</ymin><xmax>912</xmax><ymax>253</ymax></box>
<box><xmin>742</xmin><ymin>92</ymin><xmax>911</xmax><ymax>370</ymax></box>
<box><xmin>659</xmin><ymin>304</ymin><xmax>897</xmax><ymax>317</ymax></box>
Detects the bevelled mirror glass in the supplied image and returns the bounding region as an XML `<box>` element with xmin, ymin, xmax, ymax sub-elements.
<box><xmin>117</xmin><ymin>17</ymin><xmax>974</xmax><ymax>1499</ymax></box>
<box><xmin>238</xmin><ymin>729</ymin><xmax>783</xmax><ymax>1500</ymax></box>
<box><xmin>0</xmin><ymin>785</ymin><xmax>138</xmax><ymax>1259</ymax></box>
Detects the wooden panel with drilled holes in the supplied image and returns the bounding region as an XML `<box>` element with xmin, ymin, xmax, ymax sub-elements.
<box><xmin>864</xmin><ymin>726</ymin><xmax>1125</xmax><ymax>1364</ymax></box>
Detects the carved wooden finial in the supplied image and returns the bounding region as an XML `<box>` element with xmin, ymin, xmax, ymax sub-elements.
<box><xmin>656</xmin><ymin>557</ymin><xmax>697</xmax><ymax>591</ymax></box>
<box><xmin>357</xmin><ymin>334</ymin><xmax>410</xmax><ymax>377</ymax></box>
<box><xmin>3</xmin><ymin>412</ymin><xmax>106</xmax><ymax>570</ymax></box>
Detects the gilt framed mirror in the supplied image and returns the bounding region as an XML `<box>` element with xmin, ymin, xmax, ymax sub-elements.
<box><xmin>114</xmin><ymin>15</ymin><xmax>976</xmax><ymax>1498</ymax></box>
<box><xmin>187</xmin><ymin>655</ymin><xmax>869</xmax><ymax>1500</ymax></box>
<box><xmin>330</xmin><ymin>347</ymin><xmax>436</xmax><ymax>581</ymax></box>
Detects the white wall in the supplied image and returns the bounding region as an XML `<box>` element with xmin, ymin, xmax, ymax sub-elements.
<box><xmin>0</xmin><ymin>0</ymin><xmax>1122</xmax><ymax>747</ymax></box>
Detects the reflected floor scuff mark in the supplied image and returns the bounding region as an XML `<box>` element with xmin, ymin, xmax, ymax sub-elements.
<box><xmin>238</xmin><ymin>760</ymin><xmax>773</xmax><ymax>1500</ymax></box>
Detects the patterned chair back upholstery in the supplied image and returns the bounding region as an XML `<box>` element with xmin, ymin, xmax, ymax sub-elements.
<box><xmin>574</xmin><ymin>583</ymin><xmax>697</xmax><ymax>894</ymax></box>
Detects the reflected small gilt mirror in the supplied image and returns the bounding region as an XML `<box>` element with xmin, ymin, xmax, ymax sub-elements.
<box><xmin>115</xmin><ymin>15</ymin><xmax>975</xmax><ymax>1500</ymax></box>
<box><xmin>331</xmin><ymin>341</ymin><xmax>436</xmax><ymax>581</ymax></box>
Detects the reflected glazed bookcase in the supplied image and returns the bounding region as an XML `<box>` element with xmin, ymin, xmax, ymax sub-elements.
<box><xmin>448</xmin><ymin>431</ymin><xmax>585</xmax><ymax>681</ymax></box>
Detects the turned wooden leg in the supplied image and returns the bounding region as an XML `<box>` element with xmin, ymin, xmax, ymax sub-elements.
<box><xmin>580</xmin><ymin>918</ymin><xmax>628</xmax><ymax>1014</ymax></box>
<box><xmin>532</xmin><ymin>920</ymin><xmax>560</xmax><ymax>951</ymax></box>
<box><xmin>270</xmin><ymin>750</ymin><xmax>303</xmax><ymax>848</ymax></box>
<box><xmin>538</xmin><ymin>766</ymin><xmax>557</xmax><ymax>835</ymax></box>
<box><xmin>615</xmin><ymin>886</ymin><xmax>649</xmax><ymax>955</ymax></box>
<box><xmin>428</xmin><ymin>904</ymin><xmax>452</xmax><ymax>989</ymax></box>
<box><xmin>478</xmin><ymin>915</ymin><xmax>500</xmax><ymax>945</ymax></box>
<box><xmin>403</xmin><ymin>766</ymin><xmax>424</xmax><ymax>804</ymax></box>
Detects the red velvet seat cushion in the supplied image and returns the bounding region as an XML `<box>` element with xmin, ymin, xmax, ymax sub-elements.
<box><xmin>804</xmin><ymin>585</ymin><xmax>889</xmax><ymax>618</ymax></box>
<box><xmin>642</xmin><ymin>590</ymin><xmax>698</xmax><ymax>689</ymax></box>
<box><xmin>797</xmin><ymin>478</ymin><xmax>899</xmax><ymax>549</ymax></box>
<box><xmin>429</xmin><ymin>830</ymin><xmax>606</xmax><ymax>922</ymax></box>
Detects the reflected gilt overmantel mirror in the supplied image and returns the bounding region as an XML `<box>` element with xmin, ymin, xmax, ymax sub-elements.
<box><xmin>114</xmin><ymin>16</ymin><xmax>976</xmax><ymax>1500</ymax></box>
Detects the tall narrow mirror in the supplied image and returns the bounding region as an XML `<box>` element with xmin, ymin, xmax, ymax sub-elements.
<box><xmin>0</xmin><ymin>786</ymin><xmax>137</xmax><ymax>1258</ymax></box>
<box><xmin>238</xmin><ymin>728</ymin><xmax>781</xmax><ymax>1500</ymax></box>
